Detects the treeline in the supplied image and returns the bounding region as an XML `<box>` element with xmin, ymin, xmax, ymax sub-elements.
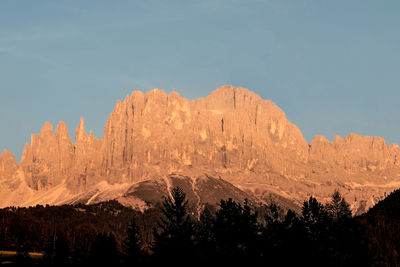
<box><xmin>2</xmin><ymin>187</ymin><xmax>400</xmax><ymax>266</ymax></box>
<box><xmin>0</xmin><ymin>200</ymin><xmax>161</xmax><ymax>265</ymax></box>
<box><xmin>357</xmin><ymin>188</ymin><xmax>400</xmax><ymax>266</ymax></box>
<box><xmin>132</xmin><ymin>187</ymin><xmax>368</xmax><ymax>266</ymax></box>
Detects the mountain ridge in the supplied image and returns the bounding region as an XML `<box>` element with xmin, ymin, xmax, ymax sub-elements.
<box><xmin>1</xmin><ymin>85</ymin><xmax>399</xmax><ymax>212</ymax></box>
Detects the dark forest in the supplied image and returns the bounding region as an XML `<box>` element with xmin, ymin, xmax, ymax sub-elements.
<box><xmin>0</xmin><ymin>187</ymin><xmax>399</xmax><ymax>266</ymax></box>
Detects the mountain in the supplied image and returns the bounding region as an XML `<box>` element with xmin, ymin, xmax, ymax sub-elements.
<box><xmin>1</xmin><ymin>85</ymin><xmax>399</xmax><ymax>213</ymax></box>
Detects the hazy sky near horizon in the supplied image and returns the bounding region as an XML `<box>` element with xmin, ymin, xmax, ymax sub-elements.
<box><xmin>1</xmin><ymin>0</ymin><xmax>399</xmax><ymax>161</ymax></box>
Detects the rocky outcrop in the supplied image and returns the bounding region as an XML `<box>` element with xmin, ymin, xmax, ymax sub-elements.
<box><xmin>0</xmin><ymin>149</ymin><xmax>17</xmax><ymax>181</ymax></box>
<box><xmin>309</xmin><ymin>134</ymin><xmax>400</xmax><ymax>172</ymax></box>
<box><xmin>20</xmin><ymin>121</ymin><xmax>74</xmax><ymax>190</ymax></box>
<box><xmin>0</xmin><ymin>86</ymin><xmax>399</xmax><ymax>212</ymax></box>
<box><xmin>70</xmin><ymin>117</ymin><xmax>101</xmax><ymax>192</ymax></box>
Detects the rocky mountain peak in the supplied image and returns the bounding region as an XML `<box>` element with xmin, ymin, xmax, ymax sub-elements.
<box><xmin>75</xmin><ymin>117</ymin><xmax>88</xmax><ymax>142</ymax></box>
<box><xmin>56</xmin><ymin>121</ymin><xmax>71</xmax><ymax>141</ymax></box>
<box><xmin>21</xmin><ymin>142</ymin><xmax>32</xmax><ymax>163</ymax></box>
<box><xmin>0</xmin><ymin>149</ymin><xmax>15</xmax><ymax>160</ymax></box>
<box><xmin>41</xmin><ymin>121</ymin><xmax>54</xmax><ymax>134</ymax></box>
<box><xmin>0</xmin><ymin>86</ymin><xmax>399</xmax><ymax>213</ymax></box>
<box><xmin>0</xmin><ymin>149</ymin><xmax>17</xmax><ymax>180</ymax></box>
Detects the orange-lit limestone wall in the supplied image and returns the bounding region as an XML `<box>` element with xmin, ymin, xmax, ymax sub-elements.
<box><xmin>0</xmin><ymin>86</ymin><xmax>399</xmax><ymax>211</ymax></box>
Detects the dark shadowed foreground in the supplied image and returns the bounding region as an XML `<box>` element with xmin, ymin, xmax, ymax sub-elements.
<box><xmin>1</xmin><ymin>186</ymin><xmax>399</xmax><ymax>266</ymax></box>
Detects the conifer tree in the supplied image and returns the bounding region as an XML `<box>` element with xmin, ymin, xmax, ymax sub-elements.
<box><xmin>195</xmin><ymin>206</ymin><xmax>216</xmax><ymax>264</ymax></box>
<box><xmin>124</xmin><ymin>216</ymin><xmax>142</xmax><ymax>265</ymax></box>
<box><xmin>326</xmin><ymin>190</ymin><xmax>352</xmax><ymax>221</ymax></box>
<box><xmin>213</xmin><ymin>198</ymin><xmax>259</xmax><ymax>265</ymax></box>
<box><xmin>152</xmin><ymin>187</ymin><xmax>194</xmax><ymax>264</ymax></box>
<box><xmin>301</xmin><ymin>196</ymin><xmax>331</xmax><ymax>265</ymax></box>
<box><xmin>325</xmin><ymin>190</ymin><xmax>357</xmax><ymax>266</ymax></box>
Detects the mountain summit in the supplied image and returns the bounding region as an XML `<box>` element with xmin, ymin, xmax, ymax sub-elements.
<box><xmin>1</xmin><ymin>86</ymin><xmax>399</xmax><ymax>213</ymax></box>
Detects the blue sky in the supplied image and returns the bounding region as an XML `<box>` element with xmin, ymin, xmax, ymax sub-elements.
<box><xmin>1</xmin><ymin>0</ymin><xmax>399</xmax><ymax>161</ymax></box>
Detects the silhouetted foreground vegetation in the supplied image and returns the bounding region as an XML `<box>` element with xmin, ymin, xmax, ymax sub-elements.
<box><xmin>2</xmin><ymin>187</ymin><xmax>400</xmax><ymax>266</ymax></box>
<box><xmin>357</xmin><ymin>189</ymin><xmax>400</xmax><ymax>266</ymax></box>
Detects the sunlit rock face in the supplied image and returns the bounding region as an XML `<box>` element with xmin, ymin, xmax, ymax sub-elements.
<box><xmin>1</xmin><ymin>85</ymin><xmax>399</xmax><ymax>213</ymax></box>
<box><xmin>0</xmin><ymin>149</ymin><xmax>17</xmax><ymax>182</ymax></box>
<box><xmin>19</xmin><ymin>121</ymin><xmax>74</xmax><ymax>190</ymax></box>
<box><xmin>307</xmin><ymin>134</ymin><xmax>400</xmax><ymax>214</ymax></box>
<box><xmin>98</xmin><ymin>86</ymin><xmax>309</xmax><ymax>186</ymax></box>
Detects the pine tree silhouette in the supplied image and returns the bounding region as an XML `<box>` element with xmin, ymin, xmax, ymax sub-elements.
<box><xmin>123</xmin><ymin>216</ymin><xmax>143</xmax><ymax>266</ymax></box>
<box><xmin>301</xmin><ymin>196</ymin><xmax>331</xmax><ymax>266</ymax></box>
<box><xmin>195</xmin><ymin>206</ymin><xmax>216</xmax><ymax>264</ymax></box>
<box><xmin>152</xmin><ymin>187</ymin><xmax>195</xmax><ymax>265</ymax></box>
<box><xmin>213</xmin><ymin>198</ymin><xmax>259</xmax><ymax>265</ymax></box>
<box><xmin>325</xmin><ymin>190</ymin><xmax>363</xmax><ymax>266</ymax></box>
<box><xmin>326</xmin><ymin>190</ymin><xmax>352</xmax><ymax>222</ymax></box>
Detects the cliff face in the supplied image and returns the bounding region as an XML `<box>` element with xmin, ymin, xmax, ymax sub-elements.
<box><xmin>20</xmin><ymin>121</ymin><xmax>74</xmax><ymax>190</ymax></box>
<box><xmin>1</xmin><ymin>85</ymin><xmax>399</xmax><ymax>212</ymax></box>
<box><xmin>98</xmin><ymin>86</ymin><xmax>309</xmax><ymax>186</ymax></box>
<box><xmin>309</xmin><ymin>134</ymin><xmax>400</xmax><ymax>172</ymax></box>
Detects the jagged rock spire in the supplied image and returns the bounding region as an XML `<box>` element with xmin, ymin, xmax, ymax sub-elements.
<box><xmin>0</xmin><ymin>149</ymin><xmax>17</xmax><ymax>179</ymax></box>
<box><xmin>76</xmin><ymin>117</ymin><xmax>88</xmax><ymax>142</ymax></box>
